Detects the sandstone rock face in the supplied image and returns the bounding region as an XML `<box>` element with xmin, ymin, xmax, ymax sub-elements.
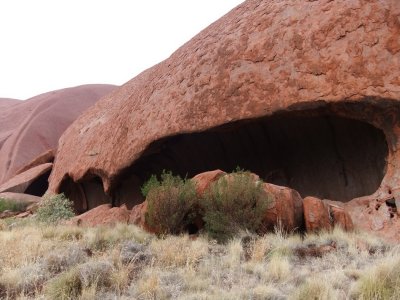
<box><xmin>344</xmin><ymin>197</ymin><xmax>400</xmax><ymax>243</ymax></box>
<box><xmin>323</xmin><ymin>200</ymin><xmax>354</xmax><ymax>231</ymax></box>
<box><xmin>48</xmin><ymin>0</ymin><xmax>400</xmax><ymax>240</ymax></box>
<box><xmin>66</xmin><ymin>204</ymin><xmax>130</xmax><ymax>227</ymax></box>
<box><xmin>0</xmin><ymin>163</ymin><xmax>53</xmax><ymax>196</ymax></box>
<box><xmin>0</xmin><ymin>84</ymin><xmax>116</xmax><ymax>184</ymax></box>
<box><xmin>0</xmin><ymin>192</ymin><xmax>41</xmax><ymax>205</ymax></box>
<box><xmin>303</xmin><ymin>197</ymin><xmax>332</xmax><ymax>232</ymax></box>
<box><xmin>192</xmin><ymin>170</ymin><xmax>226</xmax><ymax>195</ymax></box>
<box><xmin>263</xmin><ymin>183</ymin><xmax>304</xmax><ymax>232</ymax></box>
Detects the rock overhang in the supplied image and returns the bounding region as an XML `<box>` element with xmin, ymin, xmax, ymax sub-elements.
<box><xmin>48</xmin><ymin>0</ymin><xmax>400</xmax><ymax>217</ymax></box>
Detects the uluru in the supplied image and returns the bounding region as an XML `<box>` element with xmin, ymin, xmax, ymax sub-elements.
<box><xmin>0</xmin><ymin>84</ymin><xmax>116</xmax><ymax>197</ymax></box>
<box><xmin>36</xmin><ymin>0</ymin><xmax>400</xmax><ymax>240</ymax></box>
<box><xmin>2</xmin><ymin>1</ymin><xmax>400</xmax><ymax>298</ymax></box>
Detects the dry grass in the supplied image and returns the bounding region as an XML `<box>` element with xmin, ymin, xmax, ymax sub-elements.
<box><xmin>0</xmin><ymin>219</ymin><xmax>398</xmax><ymax>299</ymax></box>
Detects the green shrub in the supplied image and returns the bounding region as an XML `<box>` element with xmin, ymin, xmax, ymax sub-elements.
<box><xmin>0</xmin><ymin>198</ymin><xmax>27</xmax><ymax>212</ymax></box>
<box><xmin>144</xmin><ymin>171</ymin><xmax>197</xmax><ymax>234</ymax></box>
<box><xmin>141</xmin><ymin>174</ymin><xmax>159</xmax><ymax>197</ymax></box>
<box><xmin>36</xmin><ymin>194</ymin><xmax>75</xmax><ymax>224</ymax></box>
<box><xmin>202</xmin><ymin>171</ymin><xmax>271</xmax><ymax>242</ymax></box>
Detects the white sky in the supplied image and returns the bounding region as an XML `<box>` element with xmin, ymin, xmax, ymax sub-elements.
<box><xmin>0</xmin><ymin>0</ymin><xmax>244</xmax><ymax>100</ymax></box>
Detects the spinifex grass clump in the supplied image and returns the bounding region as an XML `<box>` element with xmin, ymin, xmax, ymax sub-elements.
<box><xmin>143</xmin><ymin>171</ymin><xmax>197</xmax><ymax>235</ymax></box>
<box><xmin>36</xmin><ymin>193</ymin><xmax>75</xmax><ymax>224</ymax></box>
<box><xmin>202</xmin><ymin>171</ymin><xmax>271</xmax><ymax>242</ymax></box>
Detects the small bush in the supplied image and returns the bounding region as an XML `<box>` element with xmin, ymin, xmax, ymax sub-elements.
<box><xmin>144</xmin><ymin>171</ymin><xmax>197</xmax><ymax>234</ymax></box>
<box><xmin>202</xmin><ymin>171</ymin><xmax>271</xmax><ymax>242</ymax></box>
<box><xmin>36</xmin><ymin>194</ymin><xmax>75</xmax><ymax>224</ymax></box>
<box><xmin>141</xmin><ymin>175</ymin><xmax>159</xmax><ymax>198</ymax></box>
<box><xmin>0</xmin><ymin>198</ymin><xmax>27</xmax><ymax>212</ymax></box>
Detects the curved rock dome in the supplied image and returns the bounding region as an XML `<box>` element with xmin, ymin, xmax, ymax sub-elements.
<box><xmin>49</xmin><ymin>0</ymin><xmax>400</xmax><ymax>219</ymax></box>
<box><xmin>0</xmin><ymin>84</ymin><xmax>116</xmax><ymax>184</ymax></box>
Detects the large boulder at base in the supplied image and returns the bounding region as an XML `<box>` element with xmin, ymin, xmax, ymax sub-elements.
<box><xmin>303</xmin><ymin>197</ymin><xmax>332</xmax><ymax>232</ymax></box>
<box><xmin>49</xmin><ymin>0</ymin><xmax>400</xmax><ymax>240</ymax></box>
<box><xmin>192</xmin><ymin>170</ymin><xmax>227</xmax><ymax>195</ymax></box>
<box><xmin>0</xmin><ymin>84</ymin><xmax>116</xmax><ymax>184</ymax></box>
<box><xmin>0</xmin><ymin>163</ymin><xmax>53</xmax><ymax>196</ymax></box>
<box><xmin>323</xmin><ymin>200</ymin><xmax>354</xmax><ymax>231</ymax></box>
<box><xmin>66</xmin><ymin>204</ymin><xmax>130</xmax><ymax>226</ymax></box>
<box><xmin>303</xmin><ymin>197</ymin><xmax>354</xmax><ymax>232</ymax></box>
<box><xmin>263</xmin><ymin>183</ymin><xmax>304</xmax><ymax>232</ymax></box>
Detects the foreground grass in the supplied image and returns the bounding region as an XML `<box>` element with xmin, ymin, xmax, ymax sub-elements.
<box><xmin>0</xmin><ymin>220</ymin><xmax>398</xmax><ymax>299</ymax></box>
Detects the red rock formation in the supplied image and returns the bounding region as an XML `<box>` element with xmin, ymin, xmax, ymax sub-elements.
<box><xmin>0</xmin><ymin>85</ymin><xmax>116</xmax><ymax>184</ymax></box>
<box><xmin>263</xmin><ymin>183</ymin><xmax>304</xmax><ymax>232</ymax></box>
<box><xmin>303</xmin><ymin>197</ymin><xmax>332</xmax><ymax>232</ymax></box>
<box><xmin>192</xmin><ymin>170</ymin><xmax>226</xmax><ymax>195</ymax></box>
<box><xmin>323</xmin><ymin>200</ymin><xmax>354</xmax><ymax>231</ymax></box>
<box><xmin>0</xmin><ymin>163</ymin><xmax>52</xmax><ymax>195</ymax></box>
<box><xmin>66</xmin><ymin>204</ymin><xmax>130</xmax><ymax>226</ymax></box>
<box><xmin>0</xmin><ymin>98</ymin><xmax>20</xmax><ymax>111</ymax></box>
<box><xmin>47</xmin><ymin>0</ymin><xmax>400</xmax><ymax>240</ymax></box>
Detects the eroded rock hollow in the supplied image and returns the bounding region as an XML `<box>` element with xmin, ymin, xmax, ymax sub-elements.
<box><xmin>48</xmin><ymin>0</ymin><xmax>400</xmax><ymax>240</ymax></box>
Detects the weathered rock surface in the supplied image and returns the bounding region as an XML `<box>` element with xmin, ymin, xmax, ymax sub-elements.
<box><xmin>0</xmin><ymin>192</ymin><xmax>41</xmax><ymax>205</ymax></box>
<box><xmin>344</xmin><ymin>196</ymin><xmax>400</xmax><ymax>243</ymax></box>
<box><xmin>303</xmin><ymin>197</ymin><xmax>332</xmax><ymax>232</ymax></box>
<box><xmin>0</xmin><ymin>84</ymin><xmax>116</xmax><ymax>184</ymax></box>
<box><xmin>0</xmin><ymin>163</ymin><xmax>53</xmax><ymax>195</ymax></box>
<box><xmin>192</xmin><ymin>170</ymin><xmax>226</xmax><ymax>195</ymax></box>
<box><xmin>323</xmin><ymin>200</ymin><xmax>354</xmax><ymax>231</ymax></box>
<box><xmin>263</xmin><ymin>183</ymin><xmax>304</xmax><ymax>232</ymax></box>
<box><xmin>48</xmin><ymin>0</ymin><xmax>400</xmax><ymax>241</ymax></box>
<box><xmin>66</xmin><ymin>204</ymin><xmax>130</xmax><ymax>226</ymax></box>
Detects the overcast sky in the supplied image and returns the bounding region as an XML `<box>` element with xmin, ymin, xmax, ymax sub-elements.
<box><xmin>0</xmin><ymin>0</ymin><xmax>244</xmax><ymax>100</ymax></box>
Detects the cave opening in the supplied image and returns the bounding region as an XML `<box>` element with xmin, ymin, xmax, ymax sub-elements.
<box><xmin>25</xmin><ymin>170</ymin><xmax>51</xmax><ymax>197</ymax></box>
<box><xmin>121</xmin><ymin>111</ymin><xmax>388</xmax><ymax>204</ymax></box>
<box><xmin>61</xmin><ymin>107</ymin><xmax>389</xmax><ymax>211</ymax></box>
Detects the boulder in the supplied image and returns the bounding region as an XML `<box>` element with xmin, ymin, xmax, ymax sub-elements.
<box><xmin>262</xmin><ymin>183</ymin><xmax>304</xmax><ymax>232</ymax></box>
<box><xmin>0</xmin><ymin>84</ymin><xmax>116</xmax><ymax>184</ymax></box>
<box><xmin>192</xmin><ymin>170</ymin><xmax>226</xmax><ymax>195</ymax></box>
<box><xmin>323</xmin><ymin>200</ymin><xmax>354</xmax><ymax>231</ymax></box>
<box><xmin>129</xmin><ymin>202</ymin><xmax>147</xmax><ymax>228</ymax></box>
<box><xmin>303</xmin><ymin>197</ymin><xmax>332</xmax><ymax>233</ymax></box>
<box><xmin>66</xmin><ymin>204</ymin><xmax>130</xmax><ymax>226</ymax></box>
<box><xmin>129</xmin><ymin>202</ymin><xmax>159</xmax><ymax>234</ymax></box>
<box><xmin>0</xmin><ymin>163</ymin><xmax>52</xmax><ymax>195</ymax></box>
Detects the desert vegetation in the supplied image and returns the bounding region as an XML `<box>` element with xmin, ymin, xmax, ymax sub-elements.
<box><xmin>0</xmin><ymin>220</ymin><xmax>398</xmax><ymax>299</ymax></box>
<box><xmin>143</xmin><ymin>170</ymin><xmax>272</xmax><ymax>241</ymax></box>
<box><xmin>0</xmin><ymin>173</ymin><xmax>399</xmax><ymax>299</ymax></box>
